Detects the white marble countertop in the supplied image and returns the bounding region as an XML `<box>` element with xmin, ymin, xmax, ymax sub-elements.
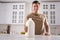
<box><xmin>0</xmin><ymin>34</ymin><xmax>60</xmax><ymax>40</ymax></box>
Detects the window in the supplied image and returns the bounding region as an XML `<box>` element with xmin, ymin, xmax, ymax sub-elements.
<box><xmin>12</xmin><ymin>20</ymin><xmax>16</xmax><ymax>23</ymax></box>
<box><xmin>19</xmin><ymin>11</ymin><xmax>23</xmax><ymax>16</ymax></box>
<box><xmin>18</xmin><ymin>20</ymin><xmax>23</xmax><ymax>23</ymax></box>
<box><xmin>18</xmin><ymin>11</ymin><xmax>23</xmax><ymax>23</ymax></box>
<box><xmin>43</xmin><ymin>11</ymin><xmax>48</xmax><ymax>19</ymax></box>
<box><xmin>50</xmin><ymin>4</ymin><xmax>55</xmax><ymax>9</ymax></box>
<box><xmin>13</xmin><ymin>5</ymin><xmax>17</xmax><ymax>9</ymax></box>
<box><xmin>19</xmin><ymin>5</ymin><xmax>24</xmax><ymax>9</ymax></box>
<box><xmin>50</xmin><ymin>11</ymin><xmax>55</xmax><ymax>24</ymax></box>
<box><xmin>43</xmin><ymin>4</ymin><xmax>48</xmax><ymax>9</ymax></box>
<box><xmin>12</xmin><ymin>11</ymin><xmax>17</xmax><ymax>23</ymax></box>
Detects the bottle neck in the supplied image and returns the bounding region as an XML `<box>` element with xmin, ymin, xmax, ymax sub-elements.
<box><xmin>29</xmin><ymin>18</ymin><xmax>32</xmax><ymax>20</ymax></box>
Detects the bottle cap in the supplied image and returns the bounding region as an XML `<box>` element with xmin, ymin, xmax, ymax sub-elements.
<box><xmin>29</xmin><ymin>18</ymin><xmax>32</xmax><ymax>20</ymax></box>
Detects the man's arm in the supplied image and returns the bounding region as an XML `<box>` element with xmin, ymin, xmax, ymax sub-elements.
<box><xmin>24</xmin><ymin>18</ymin><xmax>28</xmax><ymax>33</ymax></box>
<box><xmin>44</xmin><ymin>18</ymin><xmax>50</xmax><ymax>35</ymax></box>
<box><xmin>24</xmin><ymin>14</ymin><xmax>29</xmax><ymax>33</ymax></box>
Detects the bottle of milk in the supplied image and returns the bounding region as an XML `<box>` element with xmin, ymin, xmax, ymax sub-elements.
<box><xmin>25</xmin><ymin>18</ymin><xmax>35</xmax><ymax>37</ymax></box>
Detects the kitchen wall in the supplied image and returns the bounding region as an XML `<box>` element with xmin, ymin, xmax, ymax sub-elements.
<box><xmin>0</xmin><ymin>0</ymin><xmax>60</xmax><ymax>35</ymax></box>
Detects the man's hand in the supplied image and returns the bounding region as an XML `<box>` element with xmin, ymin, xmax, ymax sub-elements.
<box><xmin>24</xmin><ymin>25</ymin><xmax>28</xmax><ymax>32</ymax></box>
<box><xmin>45</xmin><ymin>32</ymin><xmax>50</xmax><ymax>36</ymax></box>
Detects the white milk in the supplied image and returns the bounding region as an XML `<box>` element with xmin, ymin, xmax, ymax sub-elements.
<box><xmin>25</xmin><ymin>18</ymin><xmax>35</xmax><ymax>37</ymax></box>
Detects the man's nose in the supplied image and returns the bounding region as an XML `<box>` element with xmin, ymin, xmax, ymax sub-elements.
<box><xmin>35</xmin><ymin>7</ymin><xmax>38</xmax><ymax>9</ymax></box>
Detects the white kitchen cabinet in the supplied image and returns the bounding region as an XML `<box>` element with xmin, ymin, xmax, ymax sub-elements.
<box><xmin>0</xmin><ymin>2</ymin><xmax>25</xmax><ymax>24</ymax></box>
<box><xmin>40</xmin><ymin>2</ymin><xmax>60</xmax><ymax>25</ymax></box>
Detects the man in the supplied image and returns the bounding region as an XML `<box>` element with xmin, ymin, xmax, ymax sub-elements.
<box><xmin>24</xmin><ymin>1</ymin><xmax>50</xmax><ymax>35</ymax></box>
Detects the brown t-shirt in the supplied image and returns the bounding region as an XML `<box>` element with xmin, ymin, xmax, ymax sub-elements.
<box><xmin>26</xmin><ymin>13</ymin><xmax>46</xmax><ymax>35</ymax></box>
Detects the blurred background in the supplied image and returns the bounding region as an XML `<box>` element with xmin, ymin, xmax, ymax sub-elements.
<box><xmin>0</xmin><ymin>0</ymin><xmax>60</xmax><ymax>35</ymax></box>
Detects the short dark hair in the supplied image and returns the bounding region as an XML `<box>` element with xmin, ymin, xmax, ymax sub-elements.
<box><xmin>32</xmin><ymin>1</ymin><xmax>40</xmax><ymax>4</ymax></box>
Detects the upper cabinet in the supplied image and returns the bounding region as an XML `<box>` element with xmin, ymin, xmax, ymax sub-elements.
<box><xmin>40</xmin><ymin>2</ymin><xmax>60</xmax><ymax>25</ymax></box>
<box><xmin>0</xmin><ymin>2</ymin><xmax>25</xmax><ymax>24</ymax></box>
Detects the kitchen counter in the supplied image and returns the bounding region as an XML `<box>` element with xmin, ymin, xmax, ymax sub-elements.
<box><xmin>0</xmin><ymin>34</ymin><xmax>60</xmax><ymax>40</ymax></box>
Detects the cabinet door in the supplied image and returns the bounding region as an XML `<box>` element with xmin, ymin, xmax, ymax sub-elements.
<box><xmin>0</xmin><ymin>3</ymin><xmax>25</xmax><ymax>24</ymax></box>
<box><xmin>11</xmin><ymin>3</ymin><xmax>25</xmax><ymax>24</ymax></box>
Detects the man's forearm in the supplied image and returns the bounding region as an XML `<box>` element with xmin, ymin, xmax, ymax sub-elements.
<box><xmin>24</xmin><ymin>26</ymin><xmax>28</xmax><ymax>32</ymax></box>
<box><xmin>45</xmin><ymin>25</ymin><xmax>50</xmax><ymax>34</ymax></box>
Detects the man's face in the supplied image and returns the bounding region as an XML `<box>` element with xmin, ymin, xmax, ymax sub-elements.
<box><xmin>32</xmin><ymin>3</ymin><xmax>40</xmax><ymax>12</ymax></box>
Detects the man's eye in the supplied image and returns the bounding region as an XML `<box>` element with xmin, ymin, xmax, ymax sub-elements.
<box><xmin>34</xmin><ymin>5</ymin><xmax>38</xmax><ymax>7</ymax></box>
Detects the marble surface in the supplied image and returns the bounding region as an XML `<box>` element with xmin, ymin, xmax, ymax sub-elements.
<box><xmin>0</xmin><ymin>34</ymin><xmax>60</xmax><ymax>40</ymax></box>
